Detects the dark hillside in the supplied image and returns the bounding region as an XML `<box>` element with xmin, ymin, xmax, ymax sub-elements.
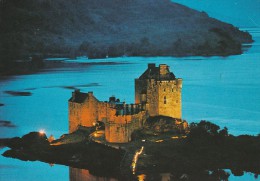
<box><xmin>0</xmin><ymin>0</ymin><xmax>253</xmax><ymax>67</ymax></box>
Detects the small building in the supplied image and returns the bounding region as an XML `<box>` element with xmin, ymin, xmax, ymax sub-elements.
<box><xmin>69</xmin><ymin>91</ymin><xmax>146</xmax><ymax>143</ymax></box>
<box><xmin>68</xmin><ymin>63</ymin><xmax>183</xmax><ymax>143</ymax></box>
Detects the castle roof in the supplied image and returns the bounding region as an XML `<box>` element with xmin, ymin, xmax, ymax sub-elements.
<box><xmin>69</xmin><ymin>90</ymin><xmax>89</xmax><ymax>103</ymax></box>
<box><xmin>138</xmin><ymin>63</ymin><xmax>176</xmax><ymax>80</ymax></box>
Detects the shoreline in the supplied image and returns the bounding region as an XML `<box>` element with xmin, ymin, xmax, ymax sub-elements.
<box><xmin>1</xmin><ymin>121</ymin><xmax>260</xmax><ymax>180</ymax></box>
<box><xmin>0</xmin><ymin>41</ymin><xmax>255</xmax><ymax>76</ymax></box>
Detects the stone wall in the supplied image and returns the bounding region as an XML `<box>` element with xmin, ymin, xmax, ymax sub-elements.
<box><xmin>69</xmin><ymin>102</ymin><xmax>83</xmax><ymax>133</ymax></box>
<box><xmin>146</xmin><ymin>79</ymin><xmax>159</xmax><ymax>116</ymax></box>
<box><xmin>81</xmin><ymin>93</ymin><xmax>99</xmax><ymax>127</ymax></box>
<box><xmin>135</xmin><ymin>78</ymin><xmax>182</xmax><ymax>119</ymax></box>
<box><xmin>69</xmin><ymin>63</ymin><xmax>182</xmax><ymax>142</ymax></box>
<box><xmin>135</xmin><ymin>79</ymin><xmax>159</xmax><ymax>116</ymax></box>
<box><xmin>158</xmin><ymin>79</ymin><xmax>182</xmax><ymax>119</ymax></box>
<box><xmin>69</xmin><ymin>92</ymin><xmax>146</xmax><ymax>143</ymax></box>
<box><xmin>69</xmin><ymin>92</ymin><xmax>99</xmax><ymax>133</ymax></box>
<box><xmin>105</xmin><ymin>111</ymin><xmax>146</xmax><ymax>143</ymax></box>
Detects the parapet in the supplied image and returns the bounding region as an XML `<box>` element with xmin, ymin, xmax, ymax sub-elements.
<box><xmin>109</xmin><ymin>96</ymin><xmax>120</xmax><ymax>103</ymax></box>
<box><xmin>137</xmin><ymin>63</ymin><xmax>176</xmax><ymax>80</ymax></box>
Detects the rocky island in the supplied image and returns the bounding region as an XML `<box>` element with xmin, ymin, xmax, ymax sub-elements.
<box><xmin>1</xmin><ymin>63</ymin><xmax>260</xmax><ymax>180</ymax></box>
<box><xmin>1</xmin><ymin>120</ymin><xmax>260</xmax><ymax>180</ymax></box>
<box><xmin>0</xmin><ymin>0</ymin><xmax>253</xmax><ymax>74</ymax></box>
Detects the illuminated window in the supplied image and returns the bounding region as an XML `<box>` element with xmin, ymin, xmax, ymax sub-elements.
<box><xmin>164</xmin><ymin>96</ymin><xmax>167</xmax><ymax>104</ymax></box>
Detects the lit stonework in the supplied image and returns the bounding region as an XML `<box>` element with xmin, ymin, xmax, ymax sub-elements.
<box><xmin>69</xmin><ymin>92</ymin><xmax>146</xmax><ymax>143</ymax></box>
<box><xmin>68</xmin><ymin>63</ymin><xmax>183</xmax><ymax>143</ymax></box>
<box><xmin>135</xmin><ymin>63</ymin><xmax>182</xmax><ymax>118</ymax></box>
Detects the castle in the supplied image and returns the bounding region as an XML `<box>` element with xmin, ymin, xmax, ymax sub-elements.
<box><xmin>69</xmin><ymin>63</ymin><xmax>183</xmax><ymax>143</ymax></box>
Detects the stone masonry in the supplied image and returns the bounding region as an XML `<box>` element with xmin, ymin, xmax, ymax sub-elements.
<box><xmin>68</xmin><ymin>63</ymin><xmax>182</xmax><ymax>143</ymax></box>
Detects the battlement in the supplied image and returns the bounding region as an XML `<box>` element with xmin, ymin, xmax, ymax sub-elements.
<box><xmin>103</xmin><ymin>96</ymin><xmax>145</xmax><ymax>116</ymax></box>
<box><xmin>69</xmin><ymin>63</ymin><xmax>182</xmax><ymax>143</ymax></box>
<box><xmin>138</xmin><ymin>63</ymin><xmax>176</xmax><ymax>81</ymax></box>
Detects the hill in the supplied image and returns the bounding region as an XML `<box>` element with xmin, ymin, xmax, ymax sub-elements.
<box><xmin>0</xmin><ymin>0</ymin><xmax>253</xmax><ymax>66</ymax></box>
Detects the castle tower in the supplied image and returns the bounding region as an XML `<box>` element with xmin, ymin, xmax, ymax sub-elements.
<box><xmin>68</xmin><ymin>90</ymin><xmax>99</xmax><ymax>132</ymax></box>
<box><xmin>135</xmin><ymin>63</ymin><xmax>182</xmax><ymax>119</ymax></box>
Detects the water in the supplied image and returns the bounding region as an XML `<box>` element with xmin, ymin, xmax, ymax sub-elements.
<box><xmin>0</xmin><ymin>27</ymin><xmax>260</xmax><ymax>180</ymax></box>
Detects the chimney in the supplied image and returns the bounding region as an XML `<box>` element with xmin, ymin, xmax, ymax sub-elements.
<box><xmin>148</xmin><ymin>63</ymin><xmax>156</xmax><ymax>69</ymax></box>
<box><xmin>109</xmin><ymin>96</ymin><xmax>116</xmax><ymax>103</ymax></box>
<box><xmin>159</xmin><ymin>64</ymin><xmax>169</xmax><ymax>75</ymax></box>
<box><xmin>72</xmin><ymin>89</ymin><xmax>80</xmax><ymax>99</ymax></box>
<box><xmin>88</xmin><ymin>91</ymin><xmax>93</xmax><ymax>96</ymax></box>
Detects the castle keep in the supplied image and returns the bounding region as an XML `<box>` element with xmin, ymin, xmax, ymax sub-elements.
<box><xmin>69</xmin><ymin>63</ymin><xmax>182</xmax><ymax>143</ymax></box>
<box><xmin>135</xmin><ymin>63</ymin><xmax>182</xmax><ymax>119</ymax></box>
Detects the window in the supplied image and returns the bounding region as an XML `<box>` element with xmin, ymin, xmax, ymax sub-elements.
<box><xmin>164</xmin><ymin>96</ymin><xmax>167</xmax><ymax>104</ymax></box>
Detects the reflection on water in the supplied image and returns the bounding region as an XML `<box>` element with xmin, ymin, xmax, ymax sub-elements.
<box><xmin>69</xmin><ymin>167</ymin><xmax>117</xmax><ymax>181</ymax></box>
<box><xmin>138</xmin><ymin>173</ymin><xmax>172</xmax><ymax>181</ymax></box>
<box><xmin>160</xmin><ymin>173</ymin><xmax>172</xmax><ymax>181</ymax></box>
<box><xmin>137</xmin><ymin>174</ymin><xmax>146</xmax><ymax>181</ymax></box>
<box><xmin>137</xmin><ymin>173</ymin><xmax>172</xmax><ymax>181</ymax></box>
<box><xmin>69</xmin><ymin>168</ymin><xmax>174</xmax><ymax>181</ymax></box>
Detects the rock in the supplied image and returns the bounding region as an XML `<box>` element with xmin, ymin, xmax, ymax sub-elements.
<box><xmin>144</xmin><ymin>116</ymin><xmax>188</xmax><ymax>133</ymax></box>
<box><xmin>20</xmin><ymin>132</ymin><xmax>49</xmax><ymax>148</ymax></box>
<box><xmin>4</xmin><ymin>91</ymin><xmax>32</xmax><ymax>96</ymax></box>
<box><xmin>0</xmin><ymin>120</ymin><xmax>16</xmax><ymax>128</ymax></box>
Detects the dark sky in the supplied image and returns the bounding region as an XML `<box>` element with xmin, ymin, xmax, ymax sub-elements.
<box><xmin>172</xmin><ymin>0</ymin><xmax>260</xmax><ymax>28</ymax></box>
